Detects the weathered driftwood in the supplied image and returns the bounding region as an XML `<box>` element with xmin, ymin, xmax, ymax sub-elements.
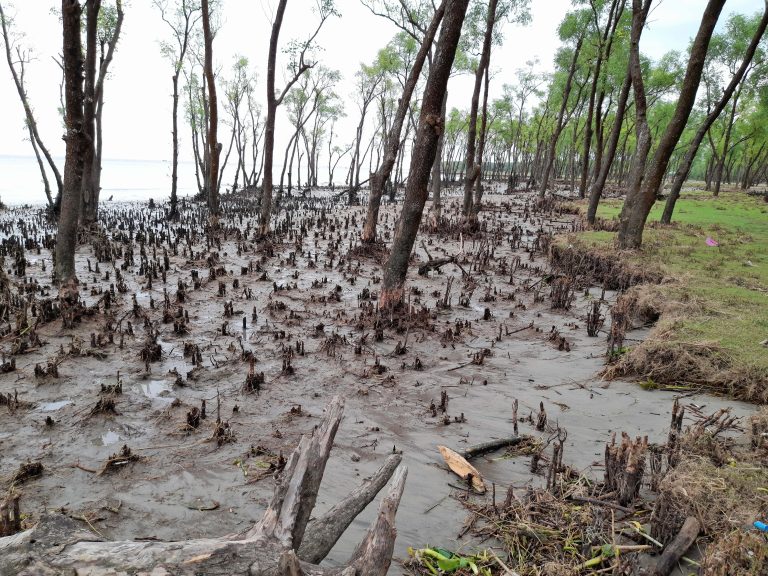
<box><xmin>461</xmin><ymin>436</ymin><xmax>525</xmax><ymax>460</ymax></box>
<box><xmin>653</xmin><ymin>516</ymin><xmax>701</xmax><ymax>576</ymax></box>
<box><xmin>0</xmin><ymin>397</ymin><xmax>407</xmax><ymax>576</ymax></box>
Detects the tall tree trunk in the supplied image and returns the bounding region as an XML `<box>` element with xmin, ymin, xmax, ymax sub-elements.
<box><xmin>578</xmin><ymin>0</ymin><xmax>622</xmax><ymax>199</ymax></box>
<box><xmin>471</xmin><ymin>63</ymin><xmax>491</xmax><ymax>217</ymax></box>
<box><xmin>539</xmin><ymin>33</ymin><xmax>585</xmax><ymax>198</ymax></box>
<box><xmin>380</xmin><ymin>0</ymin><xmax>470</xmax><ymax>309</ymax></box>
<box><xmin>586</xmin><ymin>65</ymin><xmax>632</xmax><ymax>224</ymax></box>
<box><xmin>712</xmin><ymin>90</ymin><xmax>740</xmax><ymax>197</ymax></box>
<box><xmin>462</xmin><ymin>0</ymin><xmax>497</xmax><ymax>218</ymax></box>
<box><xmin>260</xmin><ymin>0</ymin><xmax>287</xmax><ymax>234</ymax></box>
<box><xmin>55</xmin><ymin>0</ymin><xmax>86</xmax><ymax>293</ymax></box>
<box><xmin>202</xmin><ymin>0</ymin><xmax>220</xmax><ymax>217</ymax></box>
<box><xmin>617</xmin><ymin>0</ymin><xmax>726</xmax><ymax>249</ymax></box>
<box><xmin>79</xmin><ymin>0</ymin><xmax>100</xmax><ymax>226</ymax></box>
<box><xmin>430</xmin><ymin>91</ymin><xmax>448</xmax><ymax>223</ymax></box>
<box><xmin>361</xmin><ymin>0</ymin><xmax>446</xmax><ymax>243</ymax></box>
<box><xmin>84</xmin><ymin>0</ymin><xmax>123</xmax><ymax>223</ymax></box>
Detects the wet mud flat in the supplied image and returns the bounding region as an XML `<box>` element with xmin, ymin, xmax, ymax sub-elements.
<box><xmin>0</xmin><ymin>189</ymin><xmax>755</xmax><ymax>573</ymax></box>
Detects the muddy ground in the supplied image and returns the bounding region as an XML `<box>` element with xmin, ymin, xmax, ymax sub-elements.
<box><xmin>0</xmin><ymin>187</ymin><xmax>754</xmax><ymax>573</ymax></box>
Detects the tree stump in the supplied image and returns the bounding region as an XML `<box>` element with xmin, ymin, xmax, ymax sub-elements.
<box><xmin>604</xmin><ymin>432</ymin><xmax>648</xmax><ymax>506</ymax></box>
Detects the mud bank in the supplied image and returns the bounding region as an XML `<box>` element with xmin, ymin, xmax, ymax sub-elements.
<box><xmin>0</xmin><ymin>188</ymin><xmax>756</xmax><ymax>573</ymax></box>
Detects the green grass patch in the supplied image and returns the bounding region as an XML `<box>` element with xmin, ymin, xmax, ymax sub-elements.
<box><xmin>570</xmin><ymin>190</ymin><xmax>768</xmax><ymax>391</ymax></box>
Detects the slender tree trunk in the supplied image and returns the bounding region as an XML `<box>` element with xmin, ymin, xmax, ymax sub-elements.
<box><xmin>380</xmin><ymin>0</ymin><xmax>469</xmax><ymax>309</ymax></box>
<box><xmin>85</xmin><ymin>0</ymin><xmax>122</xmax><ymax>223</ymax></box>
<box><xmin>539</xmin><ymin>33</ymin><xmax>585</xmax><ymax>198</ymax></box>
<box><xmin>578</xmin><ymin>0</ymin><xmax>621</xmax><ymax>199</ymax></box>
<box><xmin>55</xmin><ymin>0</ymin><xmax>86</xmax><ymax>292</ymax></box>
<box><xmin>430</xmin><ymin>91</ymin><xmax>448</xmax><ymax>223</ymax></box>
<box><xmin>713</xmin><ymin>90</ymin><xmax>740</xmax><ymax>197</ymax></box>
<box><xmin>472</xmin><ymin>63</ymin><xmax>491</xmax><ymax>217</ymax></box>
<box><xmin>202</xmin><ymin>0</ymin><xmax>220</xmax><ymax>217</ymax></box>
<box><xmin>361</xmin><ymin>0</ymin><xmax>445</xmax><ymax>242</ymax></box>
<box><xmin>586</xmin><ymin>65</ymin><xmax>632</xmax><ymax>224</ymax></box>
<box><xmin>79</xmin><ymin>0</ymin><xmax>100</xmax><ymax>226</ymax></box>
<box><xmin>462</xmin><ymin>0</ymin><xmax>497</xmax><ymax>218</ymax></box>
<box><xmin>170</xmin><ymin>71</ymin><xmax>182</xmax><ymax>216</ymax></box>
<box><xmin>259</xmin><ymin>0</ymin><xmax>288</xmax><ymax>234</ymax></box>
<box><xmin>618</xmin><ymin>0</ymin><xmax>726</xmax><ymax>249</ymax></box>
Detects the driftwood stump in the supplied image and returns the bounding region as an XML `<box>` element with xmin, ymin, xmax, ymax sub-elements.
<box><xmin>0</xmin><ymin>397</ymin><xmax>407</xmax><ymax>576</ymax></box>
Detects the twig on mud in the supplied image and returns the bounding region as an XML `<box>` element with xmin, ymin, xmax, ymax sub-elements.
<box><xmin>487</xmin><ymin>548</ymin><xmax>521</xmax><ymax>576</ymax></box>
<box><xmin>77</xmin><ymin>514</ymin><xmax>107</xmax><ymax>539</ymax></box>
<box><xmin>568</xmin><ymin>495</ymin><xmax>633</xmax><ymax>514</ymax></box>
<box><xmin>423</xmin><ymin>495</ymin><xmax>449</xmax><ymax>515</ymax></box>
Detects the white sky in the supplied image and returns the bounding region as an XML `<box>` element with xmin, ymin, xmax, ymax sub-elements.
<box><xmin>0</xmin><ymin>0</ymin><xmax>761</xmax><ymax>168</ymax></box>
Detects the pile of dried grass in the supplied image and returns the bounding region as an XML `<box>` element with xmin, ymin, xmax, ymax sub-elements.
<box><xmin>651</xmin><ymin>454</ymin><xmax>768</xmax><ymax>545</ymax></box>
<box><xmin>458</xmin><ymin>475</ymin><xmax>644</xmax><ymax>576</ymax></box>
<box><xmin>699</xmin><ymin>530</ymin><xmax>768</xmax><ymax>575</ymax></box>
<box><xmin>549</xmin><ymin>238</ymin><xmax>662</xmax><ymax>290</ymax></box>
<box><xmin>599</xmin><ymin>284</ymin><xmax>768</xmax><ymax>402</ymax></box>
<box><xmin>605</xmin><ymin>340</ymin><xmax>730</xmax><ymax>385</ymax></box>
<box><xmin>605</xmin><ymin>339</ymin><xmax>768</xmax><ymax>403</ymax></box>
<box><xmin>751</xmin><ymin>407</ymin><xmax>768</xmax><ymax>450</ymax></box>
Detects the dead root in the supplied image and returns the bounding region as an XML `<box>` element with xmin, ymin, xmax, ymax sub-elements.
<box><xmin>99</xmin><ymin>445</ymin><xmax>142</xmax><ymax>475</ymax></box>
<box><xmin>0</xmin><ymin>490</ymin><xmax>21</xmax><ymax>537</ymax></box>
<box><xmin>10</xmin><ymin>461</ymin><xmax>43</xmax><ymax>486</ymax></box>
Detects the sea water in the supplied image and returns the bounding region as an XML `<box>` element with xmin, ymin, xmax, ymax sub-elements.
<box><xmin>0</xmin><ymin>155</ymin><xmax>199</xmax><ymax>206</ymax></box>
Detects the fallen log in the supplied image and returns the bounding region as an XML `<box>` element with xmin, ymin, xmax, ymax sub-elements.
<box><xmin>0</xmin><ymin>396</ymin><xmax>407</xmax><ymax>576</ymax></box>
<box><xmin>461</xmin><ymin>436</ymin><xmax>525</xmax><ymax>460</ymax></box>
<box><xmin>418</xmin><ymin>257</ymin><xmax>455</xmax><ymax>276</ymax></box>
<box><xmin>653</xmin><ymin>516</ymin><xmax>701</xmax><ymax>576</ymax></box>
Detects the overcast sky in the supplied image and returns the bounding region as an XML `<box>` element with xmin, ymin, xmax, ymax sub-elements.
<box><xmin>0</xmin><ymin>0</ymin><xmax>761</xmax><ymax>166</ymax></box>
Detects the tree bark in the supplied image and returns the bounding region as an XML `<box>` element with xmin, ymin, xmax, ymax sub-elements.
<box><xmin>259</xmin><ymin>6</ymin><xmax>282</xmax><ymax>222</ymax></box>
<box><xmin>471</xmin><ymin>61</ymin><xmax>491</xmax><ymax>218</ymax></box>
<box><xmin>539</xmin><ymin>33</ymin><xmax>585</xmax><ymax>198</ymax></box>
<box><xmin>78</xmin><ymin>0</ymin><xmax>100</xmax><ymax>226</ymax></box>
<box><xmin>202</xmin><ymin>0</ymin><xmax>220</xmax><ymax>217</ymax></box>
<box><xmin>55</xmin><ymin>0</ymin><xmax>87</xmax><ymax>291</ymax></box>
<box><xmin>462</xmin><ymin>0</ymin><xmax>498</xmax><ymax>219</ymax></box>
<box><xmin>617</xmin><ymin>0</ymin><xmax>726</xmax><ymax>249</ymax></box>
<box><xmin>586</xmin><ymin>64</ymin><xmax>632</xmax><ymax>224</ymax></box>
<box><xmin>82</xmin><ymin>0</ymin><xmax>123</xmax><ymax>224</ymax></box>
<box><xmin>380</xmin><ymin>0</ymin><xmax>470</xmax><ymax>309</ymax></box>
<box><xmin>361</xmin><ymin>0</ymin><xmax>446</xmax><ymax>243</ymax></box>
<box><xmin>429</xmin><ymin>91</ymin><xmax>448</xmax><ymax>223</ymax></box>
<box><xmin>653</xmin><ymin>517</ymin><xmax>701</xmax><ymax>576</ymax></box>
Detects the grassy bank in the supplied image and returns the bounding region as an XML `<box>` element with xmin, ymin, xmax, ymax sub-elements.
<box><xmin>558</xmin><ymin>190</ymin><xmax>768</xmax><ymax>401</ymax></box>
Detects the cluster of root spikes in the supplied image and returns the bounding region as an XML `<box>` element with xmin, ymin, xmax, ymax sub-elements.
<box><xmin>406</xmin><ymin>398</ymin><xmax>766</xmax><ymax>576</ymax></box>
